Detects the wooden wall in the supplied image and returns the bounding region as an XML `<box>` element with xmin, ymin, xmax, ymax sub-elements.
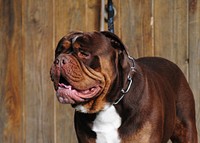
<box><xmin>0</xmin><ymin>0</ymin><xmax>199</xmax><ymax>142</ymax></box>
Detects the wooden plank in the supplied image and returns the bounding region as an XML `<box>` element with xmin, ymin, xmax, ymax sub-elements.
<box><xmin>54</xmin><ymin>1</ymin><xmax>101</xmax><ymax>142</ymax></box>
<box><xmin>86</xmin><ymin>0</ymin><xmax>101</xmax><ymax>31</ymax></box>
<box><xmin>172</xmin><ymin>0</ymin><xmax>189</xmax><ymax>77</ymax></box>
<box><xmin>154</xmin><ymin>0</ymin><xmax>188</xmax><ymax>74</ymax></box>
<box><xmin>142</xmin><ymin>0</ymin><xmax>154</xmax><ymax>57</ymax></box>
<box><xmin>0</xmin><ymin>1</ymin><xmax>198</xmax><ymax>143</ymax></box>
<box><xmin>154</xmin><ymin>0</ymin><xmax>189</xmax><ymax>72</ymax></box>
<box><xmin>120</xmin><ymin>0</ymin><xmax>142</xmax><ymax>57</ymax></box>
<box><xmin>0</xmin><ymin>0</ymin><xmax>23</xmax><ymax>143</ymax></box>
<box><xmin>23</xmin><ymin>0</ymin><xmax>55</xmax><ymax>142</ymax></box>
<box><xmin>55</xmin><ymin>0</ymin><xmax>87</xmax><ymax>41</ymax></box>
<box><xmin>188</xmin><ymin>0</ymin><xmax>200</xmax><ymax>140</ymax></box>
<box><xmin>154</xmin><ymin>0</ymin><xmax>174</xmax><ymax>60</ymax></box>
<box><xmin>54</xmin><ymin>1</ymin><xmax>88</xmax><ymax>143</ymax></box>
<box><xmin>120</xmin><ymin>0</ymin><xmax>153</xmax><ymax>58</ymax></box>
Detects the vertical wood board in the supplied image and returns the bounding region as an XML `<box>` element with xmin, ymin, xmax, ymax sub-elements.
<box><xmin>54</xmin><ymin>1</ymin><xmax>88</xmax><ymax>142</ymax></box>
<box><xmin>0</xmin><ymin>0</ymin><xmax>23</xmax><ymax>143</ymax></box>
<box><xmin>23</xmin><ymin>0</ymin><xmax>55</xmax><ymax>142</ymax></box>
<box><xmin>119</xmin><ymin>0</ymin><xmax>153</xmax><ymax>58</ymax></box>
<box><xmin>188</xmin><ymin>0</ymin><xmax>200</xmax><ymax>139</ymax></box>
<box><xmin>0</xmin><ymin>0</ymin><xmax>199</xmax><ymax>142</ymax></box>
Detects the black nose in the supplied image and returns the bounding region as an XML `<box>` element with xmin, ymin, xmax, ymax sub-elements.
<box><xmin>55</xmin><ymin>56</ymin><xmax>68</xmax><ymax>67</ymax></box>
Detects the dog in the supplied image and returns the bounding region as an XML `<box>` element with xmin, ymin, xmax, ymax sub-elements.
<box><xmin>50</xmin><ymin>31</ymin><xmax>198</xmax><ymax>143</ymax></box>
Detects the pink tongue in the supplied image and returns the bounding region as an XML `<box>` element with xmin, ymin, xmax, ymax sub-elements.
<box><xmin>58</xmin><ymin>83</ymin><xmax>71</xmax><ymax>89</ymax></box>
<box><xmin>56</xmin><ymin>84</ymin><xmax>85</xmax><ymax>104</ymax></box>
<box><xmin>56</xmin><ymin>83</ymin><xmax>100</xmax><ymax>104</ymax></box>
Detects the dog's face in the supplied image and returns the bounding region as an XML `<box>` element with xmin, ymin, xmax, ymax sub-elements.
<box><xmin>50</xmin><ymin>31</ymin><xmax>128</xmax><ymax>113</ymax></box>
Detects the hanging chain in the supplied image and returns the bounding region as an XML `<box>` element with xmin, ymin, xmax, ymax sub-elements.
<box><xmin>107</xmin><ymin>0</ymin><xmax>114</xmax><ymax>33</ymax></box>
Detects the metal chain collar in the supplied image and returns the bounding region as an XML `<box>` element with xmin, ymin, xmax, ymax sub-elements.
<box><xmin>114</xmin><ymin>56</ymin><xmax>136</xmax><ymax>105</ymax></box>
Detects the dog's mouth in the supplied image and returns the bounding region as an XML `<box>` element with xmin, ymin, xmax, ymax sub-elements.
<box><xmin>56</xmin><ymin>76</ymin><xmax>102</xmax><ymax>104</ymax></box>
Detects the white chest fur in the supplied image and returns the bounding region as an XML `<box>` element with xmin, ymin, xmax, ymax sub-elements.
<box><xmin>92</xmin><ymin>105</ymin><xmax>121</xmax><ymax>143</ymax></box>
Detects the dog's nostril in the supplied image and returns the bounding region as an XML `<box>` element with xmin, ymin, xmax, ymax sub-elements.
<box><xmin>55</xmin><ymin>55</ymin><xmax>68</xmax><ymax>66</ymax></box>
<box><xmin>55</xmin><ymin>59</ymin><xmax>59</xmax><ymax>65</ymax></box>
<box><xmin>62</xmin><ymin>59</ymin><xmax>66</xmax><ymax>64</ymax></box>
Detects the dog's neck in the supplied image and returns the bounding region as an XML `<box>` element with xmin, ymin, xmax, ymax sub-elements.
<box><xmin>113</xmin><ymin>56</ymin><xmax>136</xmax><ymax>104</ymax></box>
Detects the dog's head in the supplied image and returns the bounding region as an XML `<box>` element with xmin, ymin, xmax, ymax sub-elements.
<box><xmin>50</xmin><ymin>31</ymin><xmax>130</xmax><ymax>113</ymax></box>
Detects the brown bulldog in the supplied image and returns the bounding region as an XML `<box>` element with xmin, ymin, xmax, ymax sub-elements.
<box><xmin>50</xmin><ymin>31</ymin><xmax>198</xmax><ymax>143</ymax></box>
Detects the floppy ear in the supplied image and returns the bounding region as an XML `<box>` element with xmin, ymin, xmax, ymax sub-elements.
<box><xmin>100</xmin><ymin>31</ymin><xmax>128</xmax><ymax>54</ymax></box>
<box><xmin>55</xmin><ymin>31</ymin><xmax>83</xmax><ymax>58</ymax></box>
<box><xmin>101</xmin><ymin>31</ymin><xmax>131</xmax><ymax>74</ymax></box>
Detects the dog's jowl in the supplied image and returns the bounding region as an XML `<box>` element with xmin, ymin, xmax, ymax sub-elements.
<box><xmin>50</xmin><ymin>31</ymin><xmax>198</xmax><ymax>143</ymax></box>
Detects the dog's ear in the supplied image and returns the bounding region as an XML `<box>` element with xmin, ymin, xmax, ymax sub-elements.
<box><xmin>101</xmin><ymin>31</ymin><xmax>130</xmax><ymax>73</ymax></box>
<box><xmin>65</xmin><ymin>31</ymin><xmax>84</xmax><ymax>41</ymax></box>
<box><xmin>100</xmin><ymin>31</ymin><xmax>128</xmax><ymax>54</ymax></box>
<box><xmin>55</xmin><ymin>31</ymin><xmax>83</xmax><ymax>58</ymax></box>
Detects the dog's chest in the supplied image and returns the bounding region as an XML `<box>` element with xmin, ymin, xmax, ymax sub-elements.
<box><xmin>92</xmin><ymin>105</ymin><xmax>121</xmax><ymax>143</ymax></box>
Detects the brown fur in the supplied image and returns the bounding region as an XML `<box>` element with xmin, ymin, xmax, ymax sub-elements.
<box><xmin>50</xmin><ymin>31</ymin><xmax>198</xmax><ymax>143</ymax></box>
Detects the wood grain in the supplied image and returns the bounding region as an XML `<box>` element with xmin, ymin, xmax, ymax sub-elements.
<box><xmin>154</xmin><ymin>0</ymin><xmax>175</xmax><ymax>59</ymax></box>
<box><xmin>0</xmin><ymin>0</ymin><xmax>23</xmax><ymax>143</ymax></box>
<box><xmin>119</xmin><ymin>0</ymin><xmax>153</xmax><ymax>58</ymax></box>
<box><xmin>0</xmin><ymin>0</ymin><xmax>200</xmax><ymax>143</ymax></box>
<box><xmin>86</xmin><ymin>0</ymin><xmax>101</xmax><ymax>31</ymax></box>
<box><xmin>188</xmin><ymin>0</ymin><xmax>200</xmax><ymax>140</ymax></box>
<box><xmin>141</xmin><ymin>0</ymin><xmax>154</xmax><ymax>57</ymax></box>
<box><xmin>120</xmin><ymin>0</ymin><xmax>143</xmax><ymax>58</ymax></box>
<box><xmin>23</xmin><ymin>0</ymin><xmax>54</xmax><ymax>142</ymax></box>
<box><xmin>154</xmin><ymin>0</ymin><xmax>189</xmax><ymax>76</ymax></box>
<box><xmin>54</xmin><ymin>1</ymin><xmax>87</xmax><ymax>142</ymax></box>
<box><xmin>172</xmin><ymin>0</ymin><xmax>189</xmax><ymax>77</ymax></box>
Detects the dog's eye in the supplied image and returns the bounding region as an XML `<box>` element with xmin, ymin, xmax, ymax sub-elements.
<box><xmin>78</xmin><ymin>48</ymin><xmax>90</xmax><ymax>59</ymax></box>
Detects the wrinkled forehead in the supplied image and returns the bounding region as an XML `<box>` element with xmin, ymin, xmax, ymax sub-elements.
<box><xmin>70</xmin><ymin>32</ymin><xmax>112</xmax><ymax>54</ymax></box>
<box><xmin>72</xmin><ymin>32</ymin><xmax>108</xmax><ymax>46</ymax></box>
<box><xmin>55</xmin><ymin>32</ymin><xmax>112</xmax><ymax>57</ymax></box>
